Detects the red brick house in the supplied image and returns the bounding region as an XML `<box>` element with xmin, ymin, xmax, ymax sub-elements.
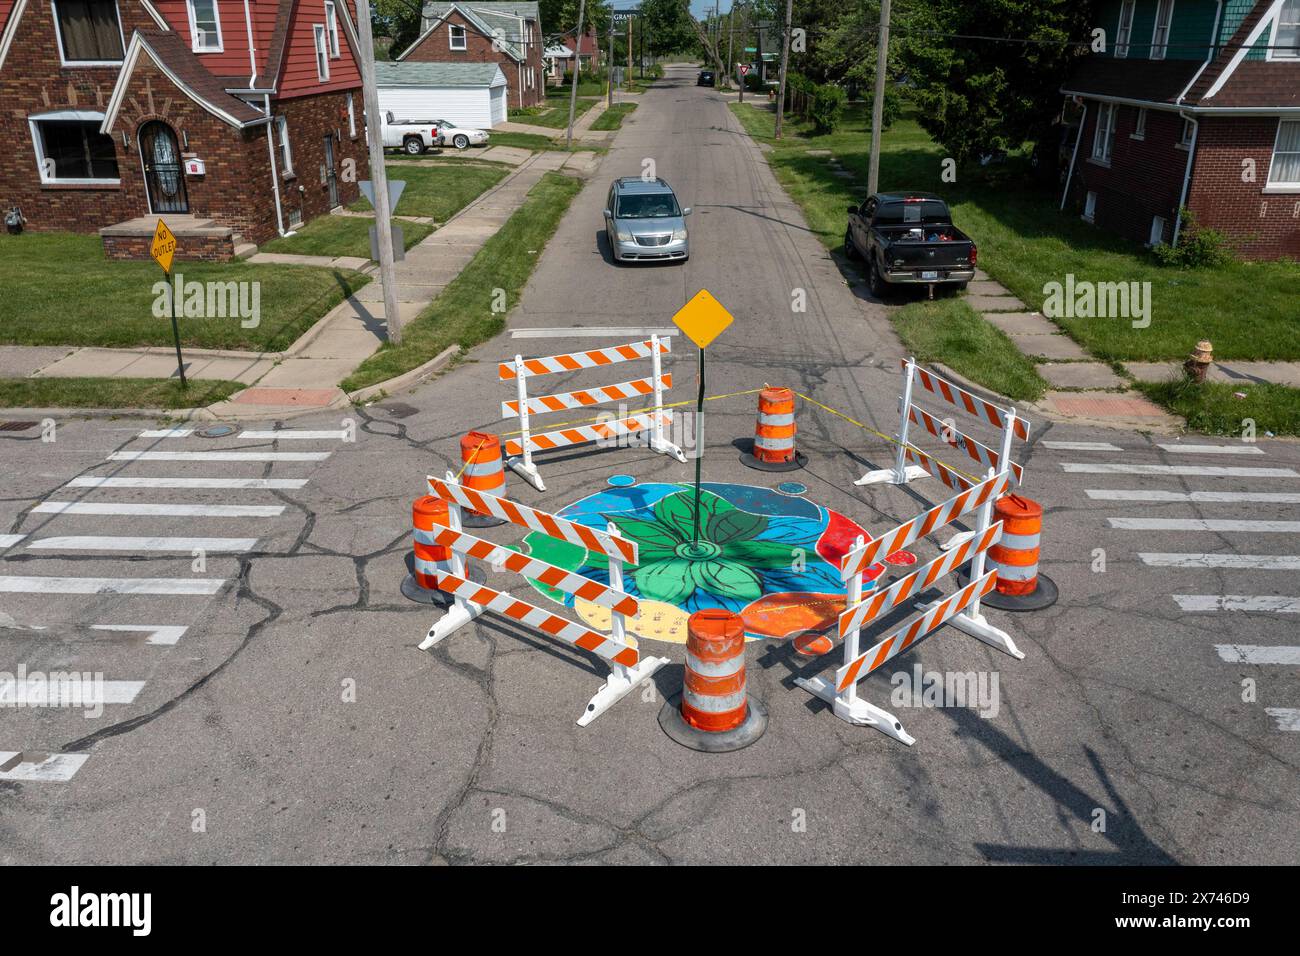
<box><xmin>0</xmin><ymin>0</ymin><xmax>369</xmax><ymax>258</ymax></box>
<box><xmin>1061</xmin><ymin>0</ymin><xmax>1300</xmax><ymax>260</ymax></box>
<box><xmin>397</xmin><ymin>2</ymin><xmax>544</xmax><ymax>109</ymax></box>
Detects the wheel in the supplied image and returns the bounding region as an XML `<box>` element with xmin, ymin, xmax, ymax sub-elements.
<box><xmin>453</xmin><ymin>134</ymin><xmax>470</xmax><ymax>150</ymax></box>
<box><xmin>843</xmin><ymin>227</ymin><xmax>859</xmax><ymax>261</ymax></box>
<box><xmin>403</xmin><ymin>137</ymin><xmax>424</xmax><ymax>155</ymax></box>
<box><xmin>868</xmin><ymin>258</ymin><xmax>887</xmax><ymax>299</ymax></box>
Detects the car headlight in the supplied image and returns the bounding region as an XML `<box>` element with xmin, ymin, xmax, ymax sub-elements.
<box><xmin>616</xmin><ymin>227</ymin><xmax>634</xmax><ymax>242</ymax></box>
<box><xmin>672</xmin><ymin>226</ymin><xmax>688</xmax><ymax>241</ymax></box>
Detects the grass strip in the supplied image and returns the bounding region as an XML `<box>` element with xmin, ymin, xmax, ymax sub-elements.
<box><xmin>0</xmin><ymin>377</ymin><xmax>244</xmax><ymax>409</ymax></box>
<box><xmin>1137</xmin><ymin>378</ymin><xmax>1300</xmax><ymax>437</ymax></box>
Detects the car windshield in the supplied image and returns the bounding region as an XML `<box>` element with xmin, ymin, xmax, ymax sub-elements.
<box><xmin>616</xmin><ymin>192</ymin><xmax>681</xmax><ymax>219</ymax></box>
<box><xmin>874</xmin><ymin>200</ymin><xmax>949</xmax><ymax>225</ymax></box>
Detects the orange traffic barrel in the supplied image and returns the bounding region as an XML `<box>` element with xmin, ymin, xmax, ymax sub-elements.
<box><xmin>659</xmin><ymin>609</ymin><xmax>768</xmax><ymax>752</ymax></box>
<box><xmin>459</xmin><ymin>430</ymin><xmax>507</xmax><ymax>528</ymax></box>
<box><xmin>402</xmin><ymin>496</ymin><xmax>452</xmax><ymax>605</ymax></box>
<box><xmin>978</xmin><ymin>494</ymin><xmax>1058</xmax><ymax>611</ymax></box>
<box><xmin>740</xmin><ymin>387</ymin><xmax>806</xmax><ymax>472</ymax></box>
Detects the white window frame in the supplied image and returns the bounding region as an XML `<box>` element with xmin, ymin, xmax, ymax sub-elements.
<box><xmin>1268</xmin><ymin>0</ymin><xmax>1300</xmax><ymax>60</ymax></box>
<box><xmin>1083</xmin><ymin>191</ymin><xmax>1098</xmax><ymax>223</ymax></box>
<box><xmin>1150</xmin><ymin>0</ymin><xmax>1175</xmax><ymax>61</ymax></box>
<box><xmin>186</xmin><ymin>0</ymin><xmax>224</xmax><ymax>53</ymax></box>
<box><xmin>1267</xmin><ymin>119</ymin><xmax>1300</xmax><ymax>189</ymax></box>
<box><xmin>314</xmin><ymin>23</ymin><xmax>330</xmax><ymax>81</ymax></box>
<box><xmin>275</xmin><ymin>114</ymin><xmax>294</xmax><ymax>175</ymax></box>
<box><xmin>1091</xmin><ymin>102</ymin><xmax>1116</xmax><ymax>164</ymax></box>
<box><xmin>27</xmin><ymin>110</ymin><xmax>120</xmax><ymax>185</ymax></box>
<box><xmin>1115</xmin><ymin>0</ymin><xmax>1136</xmax><ymax>58</ymax></box>
<box><xmin>1132</xmin><ymin>107</ymin><xmax>1148</xmax><ymax>140</ymax></box>
<box><xmin>324</xmin><ymin>1</ymin><xmax>340</xmax><ymax>58</ymax></box>
<box><xmin>1177</xmin><ymin>117</ymin><xmax>1195</xmax><ymax>149</ymax></box>
<box><xmin>50</xmin><ymin>0</ymin><xmax>127</xmax><ymax>67</ymax></box>
<box><xmin>346</xmin><ymin>92</ymin><xmax>357</xmax><ymax>138</ymax></box>
<box><xmin>1149</xmin><ymin>216</ymin><xmax>1167</xmax><ymax>247</ymax></box>
<box><xmin>449</xmin><ymin>23</ymin><xmax>467</xmax><ymax>50</ymax></box>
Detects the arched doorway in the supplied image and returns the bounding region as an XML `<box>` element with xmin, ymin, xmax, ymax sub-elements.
<box><xmin>139</xmin><ymin>121</ymin><xmax>189</xmax><ymax>214</ymax></box>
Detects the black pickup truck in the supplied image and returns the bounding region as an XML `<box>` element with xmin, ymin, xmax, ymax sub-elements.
<box><xmin>843</xmin><ymin>192</ymin><xmax>977</xmax><ymax>298</ymax></box>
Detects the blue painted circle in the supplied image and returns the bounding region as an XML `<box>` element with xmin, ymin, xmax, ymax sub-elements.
<box><xmin>776</xmin><ymin>481</ymin><xmax>807</xmax><ymax>496</ymax></box>
<box><xmin>607</xmin><ymin>474</ymin><xmax>637</xmax><ymax>487</ymax></box>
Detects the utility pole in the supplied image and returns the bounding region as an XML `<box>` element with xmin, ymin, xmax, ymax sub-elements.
<box><xmin>354</xmin><ymin>0</ymin><xmax>402</xmax><ymax>343</ymax></box>
<box><xmin>607</xmin><ymin>18</ymin><xmax>614</xmax><ymax>107</ymax></box>
<box><xmin>774</xmin><ymin>0</ymin><xmax>792</xmax><ymax>139</ymax></box>
<box><xmin>726</xmin><ymin>4</ymin><xmax>734</xmax><ymax>79</ymax></box>
<box><xmin>868</xmin><ymin>0</ymin><xmax>891</xmax><ymax>194</ymax></box>
<box><xmin>565</xmin><ymin>0</ymin><xmax>587</xmax><ymax>147</ymax></box>
<box><xmin>627</xmin><ymin>13</ymin><xmax>632</xmax><ymax>89</ymax></box>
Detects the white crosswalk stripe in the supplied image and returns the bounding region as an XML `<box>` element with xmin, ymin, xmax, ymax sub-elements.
<box><xmin>0</xmin><ymin>752</ymin><xmax>88</xmax><ymax>782</ymax></box>
<box><xmin>90</xmin><ymin>625</ymin><xmax>188</xmax><ymax>646</ymax></box>
<box><xmin>27</xmin><ymin>536</ymin><xmax>258</xmax><ymax>553</ymax></box>
<box><xmin>0</xmin><ymin>677</ymin><xmax>144</xmax><ymax>706</ymax></box>
<box><xmin>1088</xmin><ymin>489</ymin><xmax>1300</xmax><ymax>504</ymax></box>
<box><xmin>67</xmin><ymin>477</ymin><xmax>308</xmax><ymax>489</ymax></box>
<box><xmin>1063</xmin><ymin>463</ymin><xmax>1295</xmax><ymax>477</ymax></box>
<box><xmin>1156</xmin><ymin>444</ymin><xmax>1264</xmax><ymax>455</ymax></box>
<box><xmin>1266</xmin><ymin>709</ymin><xmax>1300</xmax><ymax>732</ymax></box>
<box><xmin>1140</xmin><ymin>553</ymin><xmax>1300</xmax><ymax>570</ymax></box>
<box><xmin>1110</xmin><ymin>518</ymin><xmax>1300</xmax><ymax>533</ymax></box>
<box><xmin>108</xmin><ymin>451</ymin><xmax>329</xmax><ymax>462</ymax></box>
<box><xmin>1174</xmin><ymin>595</ymin><xmax>1300</xmax><ymax>613</ymax></box>
<box><xmin>1215</xmin><ymin>645</ymin><xmax>1300</xmax><ymax>665</ymax></box>
<box><xmin>0</xmin><ymin>576</ymin><xmax>227</xmax><ymax>595</ymax></box>
<box><xmin>1041</xmin><ymin>440</ymin><xmax>1121</xmax><ymax>451</ymax></box>
<box><xmin>34</xmin><ymin>502</ymin><xmax>285</xmax><ymax>518</ymax></box>
<box><xmin>0</xmin><ymin>534</ymin><xmax>25</xmax><ymax>548</ymax></box>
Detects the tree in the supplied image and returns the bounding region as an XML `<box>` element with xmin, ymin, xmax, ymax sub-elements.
<box><xmin>640</xmin><ymin>0</ymin><xmax>697</xmax><ymax>56</ymax></box>
<box><xmin>372</xmin><ymin>0</ymin><xmax>424</xmax><ymax>58</ymax></box>
<box><xmin>897</xmin><ymin>0</ymin><xmax>1096</xmax><ymax>161</ymax></box>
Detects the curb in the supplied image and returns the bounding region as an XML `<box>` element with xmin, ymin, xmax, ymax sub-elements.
<box><xmin>345</xmin><ymin>345</ymin><xmax>462</xmax><ymax>403</ymax></box>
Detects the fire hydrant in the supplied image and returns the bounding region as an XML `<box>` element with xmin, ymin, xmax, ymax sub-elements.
<box><xmin>1184</xmin><ymin>339</ymin><xmax>1213</xmax><ymax>383</ymax></box>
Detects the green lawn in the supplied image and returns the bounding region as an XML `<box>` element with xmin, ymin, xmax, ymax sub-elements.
<box><xmin>1138</xmin><ymin>379</ymin><xmax>1300</xmax><ymax>437</ymax></box>
<box><xmin>592</xmin><ymin>103</ymin><xmax>637</xmax><ymax>131</ymax></box>
<box><xmin>729</xmin><ymin>103</ymin><xmax>1299</xmax><ymax>362</ymax></box>
<box><xmin>348</xmin><ymin>162</ymin><xmax>507</xmax><ymax>220</ymax></box>
<box><xmin>487</xmin><ymin>131</ymin><xmax>583</xmax><ymax>152</ymax></box>
<box><xmin>514</xmin><ymin>97</ymin><xmax>600</xmax><ymax>129</ymax></box>
<box><xmin>342</xmin><ymin>172</ymin><xmax>582</xmax><ymax>393</ymax></box>
<box><xmin>890</xmin><ymin>298</ymin><xmax>1048</xmax><ymax>403</ymax></box>
<box><xmin>0</xmin><ymin>376</ymin><xmax>244</xmax><ymax>409</ymax></box>
<box><xmin>259</xmin><ymin>215</ymin><xmax>433</xmax><ymax>260</ymax></box>
<box><xmin>0</xmin><ymin>233</ymin><xmax>367</xmax><ymax>353</ymax></box>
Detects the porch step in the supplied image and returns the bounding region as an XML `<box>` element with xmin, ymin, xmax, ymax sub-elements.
<box><xmin>99</xmin><ymin>215</ymin><xmax>237</xmax><ymax>262</ymax></box>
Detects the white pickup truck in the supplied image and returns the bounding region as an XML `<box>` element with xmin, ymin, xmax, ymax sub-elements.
<box><xmin>380</xmin><ymin>112</ymin><xmax>441</xmax><ymax>155</ymax></box>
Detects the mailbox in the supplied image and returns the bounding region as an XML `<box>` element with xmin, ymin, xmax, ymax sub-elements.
<box><xmin>184</xmin><ymin>158</ymin><xmax>206</xmax><ymax>176</ymax></box>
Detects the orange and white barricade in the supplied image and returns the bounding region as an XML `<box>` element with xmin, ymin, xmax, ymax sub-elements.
<box><xmin>796</xmin><ymin>469</ymin><xmax>1025</xmax><ymax>746</ymax></box>
<box><xmin>500</xmin><ymin>334</ymin><xmax>686</xmax><ymax>491</ymax></box>
<box><xmin>857</xmin><ymin>358</ymin><xmax>1029</xmax><ymax>495</ymax></box>
<box><xmin>418</xmin><ymin>472</ymin><xmax>668</xmax><ymax>725</ymax></box>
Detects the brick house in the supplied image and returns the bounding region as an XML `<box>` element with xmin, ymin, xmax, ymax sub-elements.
<box><xmin>397</xmin><ymin>2</ymin><xmax>544</xmax><ymax>109</ymax></box>
<box><xmin>0</xmin><ymin>0</ymin><xmax>369</xmax><ymax>259</ymax></box>
<box><xmin>1061</xmin><ymin>0</ymin><xmax>1300</xmax><ymax>260</ymax></box>
<box><xmin>542</xmin><ymin>25</ymin><xmax>599</xmax><ymax>82</ymax></box>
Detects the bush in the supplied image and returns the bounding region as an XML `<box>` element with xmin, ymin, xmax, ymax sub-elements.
<box><xmin>1153</xmin><ymin>207</ymin><xmax>1235</xmax><ymax>268</ymax></box>
<box><xmin>809</xmin><ymin>83</ymin><xmax>847</xmax><ymax>135</ymax></box>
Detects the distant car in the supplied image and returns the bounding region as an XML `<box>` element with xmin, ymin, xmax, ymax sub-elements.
<box><xmin>603</xmin><ymin>177</ymin><xmax>691</xmax><ymax>264</ymax></box>
<box><xmin>432</xmin><ymin>120</ymin><xmax>490</xmax><ymax>150</ymax></box>
<box><xmin>381</xmin><ymin>112</ymin><xmax>440</xmax><ymax>154</ymax></box>
<box><xmin>697</xmin><ymin>70</ymin><xmax>715</xmax><ymax>87</ymax></box>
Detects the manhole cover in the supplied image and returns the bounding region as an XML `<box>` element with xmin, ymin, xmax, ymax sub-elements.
<box><xmin>379</xmin><ymin>402</ymin><xmax>418</xmax><ymax>419</ymax></box>
<box><xmin>0</xmin><ymin>421</ymin><xmax>37</xmax><ymax>432</ymax></box>
<box><xmin>196</xmin><ymin>424</ymin><xmax>240</xmax><ymax>438</ymax></box>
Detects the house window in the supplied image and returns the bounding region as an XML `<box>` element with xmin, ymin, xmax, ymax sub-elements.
<box><xmin>1115</xmin><ymin>0</ymin><xmax>1136</xmax><ymax>57</ymax></box>
<box><xmin>1268</xmin><ymin>120</ymin><xmax>1300</xmax><ymax>186</ymax></box>
<box><xmin>1083</xmin><ymin>191</ymin><xmax>1098</xmax><ymax>223</ymax></box>
<box><xmin>1271</xmin><ymin>0</ymin><xmax>1300</xmax><ymax>59</ymax></box>
<box><xmin>325</xmin><ymin>1</ymin><xmax>340</xmax><ymax>58</ymax></box>
<box><xmin>186</xmin><ymin>0</ymin><xmax>222</xmax><ymax>52</ymax></box>
<box><xmin>1178</xmin><ymin>117</ymin><xmax>1195</xmax><ymax>148</ymax></box>
<box><xmin>449</xmin><ymin>24</ymin><xmax>467</xmax><ymax>50</ymax></box>
<box><xmin>1149</xmin><ymin>216</ymin><xmax>1167</xmax><ymax>246</ymax></box>
<box><xmin>1091</xmin><ymin>103</ymin><xmax>1116</xmax><ymax>164</ymax></box>
<box><xmin>314</xmin><ymin>24</ymin><xmax>330</xmax><ymax>81</ymax></box>
<box><xmin>1151</xmin><ymin>0</ymin><xmax>1174</xmax><ymax>60</ymax></box>
<box><xmin>346</xmin><ymin>92</ymin><xmax>357</xmax><ymax>137</ymax></box>
<box><xmin>275</xmin><ymin>114</ymin><xmax>294</xmax><ymax>175</ymax></box>
<box><xmin>1132</xmin><ymin>107</ymin><xmax>1148</xmax><ymax>140</ymax></box>
<box><xmin>30</xmin><ymin>115</ymin><xmax>120</xmax><ymax>183</ymax></box>
<box><xmin>52</xmin><ymin>0</ymin><xmax>125</xmax><ymax>63</ymax></box>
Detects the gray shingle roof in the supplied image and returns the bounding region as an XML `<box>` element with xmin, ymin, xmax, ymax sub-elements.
<box><xmin>423</xmin><ymin>1</ymin><xmax>539</xmax><ymax>20</ymax></box>
<box><xmin>373</xmin><ymin>61</ymin><xmax>505</xmax><ymax>88</ymax></box>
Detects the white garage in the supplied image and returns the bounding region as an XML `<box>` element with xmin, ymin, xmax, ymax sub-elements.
<box><xmin>373</xmin><ymin>62</ymin><xmax>508</xmax><ymax>130</ymax></box>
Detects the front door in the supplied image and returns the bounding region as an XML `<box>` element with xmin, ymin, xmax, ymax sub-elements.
<box><xmin>323</xmin><ymin>135</ymin><xmax>339</xmax><ymax>208</ymax></box>
<box><xmin>140</xmin><ymin>121</ymin><xmax>188</xmax><ymax>214</ymax></box>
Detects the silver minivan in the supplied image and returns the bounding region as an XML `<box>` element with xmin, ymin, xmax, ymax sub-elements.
<box><xmin>603</xmin><ymin>177</ymin><xmax>691</xmax><ymax>263</ymax></box>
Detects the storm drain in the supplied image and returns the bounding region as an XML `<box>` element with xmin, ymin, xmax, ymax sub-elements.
<box><xmin>0</xmin><ymin>421</ymin><xmax>37</xmax><ymax>432</ymax></box>
<box><xmin>196</xmin><ymin>424</ymin><xmax>241</xmax><ymax>439</ymax></box>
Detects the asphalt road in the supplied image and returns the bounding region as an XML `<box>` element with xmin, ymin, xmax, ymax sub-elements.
<box><xmin>1</xmin><ymin>65</ymin><xmax>1297</xmax><ymax>864</ymax></box>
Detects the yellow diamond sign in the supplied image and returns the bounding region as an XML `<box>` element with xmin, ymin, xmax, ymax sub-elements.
<box><xmin>150</xmin><ymin>219</ymin><xmax>177</xmax><ymax>274</ymax></box>
<box><xmin>672</xmin><ymin>289</ymin><xmax>733</xmax><ymax>349</ymax></box>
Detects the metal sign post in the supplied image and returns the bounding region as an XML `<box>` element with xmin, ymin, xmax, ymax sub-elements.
<box><xmin>150</xmin><ymin>219</ymin><xmax>187</xmax><ymax>389</ymax></box>
<box><xmin>671</xmin><ymin>290</ymin><xmax>735</xmax><ymax>550</ymax></box>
